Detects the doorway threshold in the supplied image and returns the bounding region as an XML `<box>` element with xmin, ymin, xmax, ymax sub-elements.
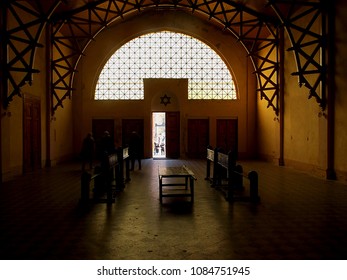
<box><xmin>153</xmin><ymin>156</ymin><xmax>167</xmax><ymax>160</ymax></box>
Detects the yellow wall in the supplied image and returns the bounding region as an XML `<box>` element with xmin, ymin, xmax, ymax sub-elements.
<box><xmin>73</xmin><ymin>10</ymin><xmax>256</xmax><ymax>159</ymax></box>
<box><xmin>257</xmin><ymin>4</ymin><xmax>347</xmax><ymax>180</ymax></box>
<box><xmin>1</xmin><ymin>6</ymin><xmax>74</xmax><ymax>180</ymax></box>
<box><xmin>281</xmin><ymin>14</ymin><xmax>327</xmax><ymax>176</ymax></box>
<box><xmin>1</xmin><ymin>24</ymin><xmax>48</xmax><ymax>179</ymax></box>
<box><xmin>257</xmin><ymin>22</ymin><xmax>327</xmax><ymax>175</ymax></box>
<box><xmin>256</xmin><ymin>38</ymin><xmax>280</xmax><ymax>163</ymax></box>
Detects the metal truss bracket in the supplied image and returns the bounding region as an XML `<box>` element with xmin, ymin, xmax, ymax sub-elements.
<box><xmin>2</xmin><ymin>1</ymin><xmax>327</xmax><ymax>116</ymax></box>
<box><xmin>50</xmin><ymin>0</ymin><xmax>280</xmax><ymax>114</ymax></box>
<box><xmin>269</xmin><ymin>0</ymin><xmax>328</xmax><ymax>110</ymax></box>
<box><xmin>1</xmin><ymin>0</ymin><xmax>62</xmax><ymax>108</ymax></box>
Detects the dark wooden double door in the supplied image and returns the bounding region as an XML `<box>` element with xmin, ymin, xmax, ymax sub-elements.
<box><xmin>165</xmin><ymin>112</ymin><xmax>180</xmax><ymax>159</ymax></box>
<box><xmin>187</xmin><ymin>118</ymin><xmax>238</xmax><ymax>159</ymax></box>
<box><xmin>216</xmin><ymin>119</ymin><xmax>238</xmax><ymax>156</ymax></box>
<box><xmin>187</xmin><ymin>119</ymin><xmax>209</xmax><ymax>159</ymax></box>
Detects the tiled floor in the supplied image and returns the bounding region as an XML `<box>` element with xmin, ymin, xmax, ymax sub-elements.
<box><xmin>1</xmin><ymin>159</ymin><xmax>347</xmax><ymax>260</ymax></box>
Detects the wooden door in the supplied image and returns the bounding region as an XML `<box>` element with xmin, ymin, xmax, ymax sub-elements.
<box><xmin>216</xmin><ymin>119</ymin><xmax>238</xmax><ymax>157</ymax></box>
<box><xmin>23</xmin><ymin>97</ymin><xmax>41</xmax><ymax>172</ymax></box>
<box><xmin>166</xmin><ymin>112</ymin><xmax>180</xmax><ymax>158</ymax></box>
<box><xmin>187</xmin><ymin>119</ymin><xmax>209</xmax><ymax>159</ymax></box>
<box><xmin>122</xmin><ymin>119</ymin><xmax>144</xmax><ymax>157</ymax></box>
<box><xmin>92</xmin><ymin>119</ymin><xmax>115</xmax><ymax>157</ymax></box>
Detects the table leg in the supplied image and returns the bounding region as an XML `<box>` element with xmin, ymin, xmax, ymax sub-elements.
<box><xmin>159</xmin><ymin>176</ymin><xmax>163</xmax><ymax>204</ymax></box>
<box><xmin>190</xmin><ymin>176</ymin><xmax>194</xmax><ymax>203</ymax></box>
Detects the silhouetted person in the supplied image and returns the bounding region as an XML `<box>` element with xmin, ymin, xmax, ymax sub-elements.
<box><xmin>81</xmin><ymin>132</ymin><xmax>95</xmax><ymax>171</ymax></box>
<box><xmin>100</xmin><ymin>131</ymin><xmax>115</xmax><ymax>155</ymax></box>
<box><xmin>129</xmin><ymin>131</ymin><xmax>142</xmax><ymax>170</ymax></box>
<box><xmin>100</xmin><ymin>130</ymin><xmax>115</xmax><ymax>169</ymax></box>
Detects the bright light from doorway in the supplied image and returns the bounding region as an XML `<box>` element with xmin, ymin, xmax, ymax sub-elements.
<box><xmin>153</xmin><ymin>112</ymin><xmax>166</xmax><ymax>158</ymax></box>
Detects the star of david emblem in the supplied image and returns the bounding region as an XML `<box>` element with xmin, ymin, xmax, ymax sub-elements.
<box><xmin>160</xmin><ymin>94</ymin><xmax>171</xmax><ymax>106</ymax></box>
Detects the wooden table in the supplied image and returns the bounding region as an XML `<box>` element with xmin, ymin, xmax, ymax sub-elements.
<box><xmin>158</xmin><ymin>165</ymin><xmax>196</xmax><ymax>203</ymax></box>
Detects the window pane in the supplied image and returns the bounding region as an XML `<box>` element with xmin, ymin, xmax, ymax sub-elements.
<box><xmin>95</xmin><ymin>31</ymin><xmax>237</xmax><ymax>100</ymax></box>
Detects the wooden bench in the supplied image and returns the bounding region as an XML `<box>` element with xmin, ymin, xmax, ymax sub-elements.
<box><xmin>158</xmin><ymin>165</ymin><xmax>196</xmax><ymax>203</ymax></box>
<box><xmin>205</xmin><ymin>146</ymin><xmax>260</xmax><ymax>203</ymax></box>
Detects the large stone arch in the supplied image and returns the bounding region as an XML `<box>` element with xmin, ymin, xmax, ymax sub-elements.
<box><xmin>72</xmin><ymin>11</ymin><xmax>256</xmax><ymax>158</ymax></box>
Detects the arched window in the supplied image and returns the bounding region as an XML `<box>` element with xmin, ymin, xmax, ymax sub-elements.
<box><xmin>95</xmin><ymin>31</ymin><xmax>237</xmax><ymax>100</ymax></box>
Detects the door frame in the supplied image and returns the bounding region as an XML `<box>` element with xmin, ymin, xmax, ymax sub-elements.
<box><xmin>151</xmin><ymin>111</ymin><xmax>180</xmax><ymax>159</ymax></box>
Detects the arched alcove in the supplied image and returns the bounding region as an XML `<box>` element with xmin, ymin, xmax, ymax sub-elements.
<box><xmin>73</xmin><ymin>10</ymin><xmax>256</xmax><ymax>159</ymax></box>
<box><xmin>94</xmin><ymin>30</ymin><xmax>237</xmax><ymax>101</ymax></box>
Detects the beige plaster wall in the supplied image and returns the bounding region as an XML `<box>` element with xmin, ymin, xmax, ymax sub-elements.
<box><xmin>73</xmin><ymin>10</ymin><xmax>256</xmax><ymax>159</ymax></box>
<box><xmin>258</xmin><ymin>31</ymin><xmax>327</xmax><ymax>176</ymax></box>
<box><xmin>257</xmin><ymin>97</ymin><xmax>280</xmax><ymax>162</ymax></box>
<box><xmin>282</xmin><ymin>77</ymin><xmax>325</xmax><ymax>174</ymax></box>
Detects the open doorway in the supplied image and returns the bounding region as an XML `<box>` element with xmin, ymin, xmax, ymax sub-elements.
<box><xmin>152</xmin><ymin>112</ymin><xmax>166</xmax><ymax>158</ymax></box>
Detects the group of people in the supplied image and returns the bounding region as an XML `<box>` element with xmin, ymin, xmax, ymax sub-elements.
<box><xmin>154</xmin><ymin>133</ymin><xmax>165</xmax><ymax>156</ymax></box>
<box><xmin>80</xmin><ymin>130</ymin><xmax>142</xmax><ymax>171</ymax></box>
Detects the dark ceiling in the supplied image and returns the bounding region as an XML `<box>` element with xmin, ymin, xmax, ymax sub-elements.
<box><xmin>28</xmin><ymin>0</ymin><xmax>278</xmax><ymax>19</ymax></box>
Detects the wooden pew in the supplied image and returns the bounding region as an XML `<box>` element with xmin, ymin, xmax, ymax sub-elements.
<box><xmin>205</xmin><ymin>146</ymin><xmax>260</xmax><ymax>203</ymax></box>
<box><xmin>116</xmin><ymin>146</ymin><xmax>130</xmax><ymax>190</ymax></box>
<box><xmin>80</xmin><ymin>146</ymin><xmax>131</xmax><ymax>204</ymax></box>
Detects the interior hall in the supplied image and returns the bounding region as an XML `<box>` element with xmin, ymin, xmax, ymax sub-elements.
<box><xmin>1</xmin><ymin>0</ymin><xmax>347</xmax><ymax>260</ymax></box>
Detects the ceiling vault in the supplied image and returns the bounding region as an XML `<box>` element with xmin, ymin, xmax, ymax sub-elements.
<box><xmin>1</xmin><ymin>0</ymin><xmax>328</xmax><ymax>115</ymax></box>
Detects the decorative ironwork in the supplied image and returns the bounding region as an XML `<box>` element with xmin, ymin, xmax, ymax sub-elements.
<box><xmin>50</xmin><ymin>0</ymin><xmax>280</xmax><ymax>113</ymax></box>
<box><xmin>269</xmin><ymin>0</ymin><xmax>327</xmax><ymax>109</ymax></box>
<box><xmin>1</xmin><ymin>0</ymin><xmax>328</xmax><ymax>115</ymax></box>
<box><xmin>1</xmin><ymin>0</ymin><xmax>62</xmax><ymax>107</ymax></box>
<box><xmin>95</xmin><ymin>31</ymin><xmax>237</xmax><ymax>100</ymax></box>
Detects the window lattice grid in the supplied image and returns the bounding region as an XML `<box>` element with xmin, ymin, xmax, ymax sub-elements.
<box><xmin>95</xmin><ymin>31</ymin><xmax>237</xmax><ymax>100</ymax></box>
